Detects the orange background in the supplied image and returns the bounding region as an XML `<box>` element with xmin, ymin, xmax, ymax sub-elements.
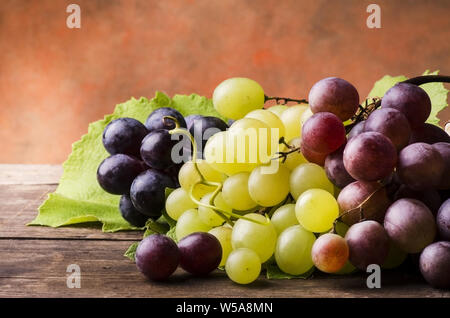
<box><xmin>1</xmin><ymin>0</ymin><xmax>449</xmax><ymax>164</ymax></box>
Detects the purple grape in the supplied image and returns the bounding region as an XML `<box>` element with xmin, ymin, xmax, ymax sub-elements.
<box><xmin>437</xmin><ymin>199</ymin><xmax>450</xmax><ymax>241</ymax></box>
<box><xmin>135</xmin><ymin>234</ymin><xmax>180</xmax><ymax>281</ymax></box>
<box><xmin>347</xmin><ymin>121</ymin><xmax>365</xmax><ymax>140</ymax></box>
<box><xmin>381</xmin><ymin>83</ymin><xmax>431</xmax><ymax>128</ymax></box>
<box><xmin>308</xmin><ymin>77</ymin><xmax>360</xmax><ymax>121</ymax></box>
<box><xmin>384</xmin><ymin>199</ymin><xmax>436</xmax><ymax>253</ymax></box>
<box><xmin>97</xmin><ymin>154</ymin><xmax>147</xmax><ymax>195</ymax></box>
<box><xmin>410</xmin><ymin>123</ymin><xmax>450</xmax><ymax>144</ymax></box>
<box><xmin>364</xmin><ymin>108</ymin><xmax>411</xmax><ymax>151</ymax></box>
<box><xmin>145</xmin><ymin>107</ymin><xmax>186</xmax><ymax>132</ymax></box>
<box><xmin>185</xmin><ymin>114</ymin><xmax>202</xmax><ymax>130</ymax></box>
<box><xmin>433</xmin><ymin>142</ymin><xmax>450</xmax><ymax>190</ymax></box>
<box><xmin>301</xmin><ymin>143</ymin><xmax>327</xmax><ymax>166</ymax></box>
<box><xmin>188</xmin><ymin>116</ymin><xmax>229</xmax><ymax>158</ymax></box>
<box><xmin>394</xmin><ymin>185</ymin><xmax>442</xmax><ymax>215</ymax></box>
<box><xmin>343</xmin><ymin>132</ymin><xmax>397</xmax><ymax>182</ymax></box>
<box><xmin>397</xmin><ymin>143</ymin><xmax>445</xmax><ymax>190</ymax></box>
<box><xmin>324</xmin><ymin>146</ymin><xmax>355</xmax><ymax>188</ymax></box>
<box><xmin>140</xmin><ymin>129</ymin><xmax>178</xmax><ymax>170</ymax></box>
<box><xmin>119</xmin><ymin>194</ymin><xmax>150</xmax><ymax>227</ymax></box>
<box><xmin>419</xmin><ymin>241</ymin><xmax>450</xmax><ymax>289</ymax></box>
<box><xmin>102</xmin><ymin>118</ymin><xmax>149</xmax><ymax>157</ymax></box>
<box><xmin>302</xmin><ymin>112</ymin><xmax>346</xmax><ymax>154</ymax></box>
<box><xmin>178</xmin><ymin>232</ymin><xmax>222</xmax><ymax>276</ymax></box>
<box><xmin>345</xmin><ymin>220</ymin><xmax>389</xmax><ymax>270</ymax></box>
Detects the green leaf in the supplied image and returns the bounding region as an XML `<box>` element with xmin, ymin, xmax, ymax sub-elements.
<box><xmin>30</xmin><ymin>92</ymin><xmax>224</xmax><ymax>232</ymax></box>
<box><xmin>264</xmin><ymin>263</ymin><xmax>315</xmax><ymax>280</ymax></box>
<box><xmin>124</xmin><ymin>242</ymin><xmax>138</xmax><ymax>261</ymax></box>
<box><xmin>166</xmin><ymin>226</ymin><xmax>178</xmax><ymax>242</ymax></box>
<box><xmin>367</xmin><ymin>75</ymin><xmax>408</xmax><ymax>98</ymax></box>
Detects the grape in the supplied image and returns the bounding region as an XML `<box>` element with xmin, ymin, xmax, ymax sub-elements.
<box><xmin>364</xmin><ymin>108</ymin><xmax>411</xmax><ymax>151</ymax></box>
<box><xmin>382</xmin><ymin>83</ymin><xmax>432</xmax><ymax>128</ymax></box>
<box><xmin>419</xmin><ymin>241</ymin><xmax>450</xmax><ymax>289</ymax></box>
<box><xmin>382</xmin><ymin>241</ymin><xmax>407</xmax><ymax>269</ymax></box>
<box><xmin>213</xmin><ymin>77</ymin><xmax>265</xmax><ymax>120</ymax></box>
<box><xmin>175</xmin><ymin>209</ymin><xmax>211</xmax><ymax>240</ymax></box>
<box><xmin>397</xmin><ymin>142</ymin><xmax>445</xmax><ymax>190</ymax></box>
<box><xmin>178</xmin><ymin>232</ymin><xmax>222</xmax><ymax>276</ymax></box>
<box><xmin>119</xmin><ymin>194</ymin><xmax>149</xmax><ymax>227</ymax></box>
<box><xmin>231</xmin><ymin>213</ymin><xmax>277</xmax><ymax>262</ymax></box>
<box><xmin>347</xmin><ymin>121</ymin><xmax>365</xmax><ymax>140</ymax></box>
<box><xmin>300</xmin><ymin>106</ymin><xmax>313</xmax><ymax>126</ymax></box>
<box><xmin>130</xmin><ymin>169</ymin><xmax>175</xmax><ymax>217</ymax></box>
<box><xmin>335</xmin><ymin>261</ymin><xmax>357</xmax><ymax>275</ymax></box>
<box><xmin>308</xmin><ymin>77</ymin><xmax>360</xmax><ymax>121</ymax></box>
<box><xmin>281</xmin><ymin>137</ymin><xmax>307</xmax><ymax>171</ymax></box>
<box><xmin>394</xmin><ymin>185</ymin><xmax>442</xmax><ymax>215</ymax></box>
<box><xmin>280</xmin><ymin>105</ymin><xmax>309</xmax><ymax>141</ymax></box>
<box><xmin>198</xmin><ymin>192</ymin><xmax>231</xmax><ymax>226</ymax></box>
<box><xmin>302</xmin><ymin>112</ymin><xmax>346</xmax><ymax>154</ymax></box>
<box><xmin>135</xmin><ymin>234</ymin><xmax>179</xmax><ymax>281</ymax></box>
<box><xmin>384</xmin><ymin>199</ymin><xmax>436</xmax><ymax>253</ymax></box>
<box><xmin>140</xmin><ymin>129</ymin><xmax>177</xmax><ymax>170</ymax></box>
<box><xmin>97</xmin><ymin>154</ymin><xmax>147</xmax><ymax>195</ymax></box>
<box><xmin>300</xmin><ymin>142</ymin><xmax>327</xmax><ymax>166</ymax></box>
<box><xmin>345</xmin><ymin>220</ymin><xmax>389</xmax><ymax>270</ymax></box>
<box><xmin>337</xmin><ymin>181</ymin><xmax>390</xmax><ymax>226</ymax></box>
<box><xmin>271</xmin><ymin>204</ymin><xmax>299</xmax><ymax>235</ymax></box>
<box><xmin>295</xmin><ymin>189</ymin><xmax>339</xmax><ymax>233</ymax></box>
<box><xmin>209</xmin><ymin>226</ymin><xmax>232</xmax><ymax>267</ymax></box>
<box><xmin>312</xmin><ymin>233</ymin><xmax>349</xmax><ymax>273</ymax></box>
<box><xmin>225</xmin><ymin>248</ymin><xmax>261</xmax><ymax>284</ymax></box>
<box><xmin>102</xmin><ymin>117</ymin><xmax>148</xmax><ymax>157</ymax></box>
<box><xmin>268</xmin><ymin>105</ymin><xmax>288</xmax><ymax>118</ymax></box>
<box><xmin>165</xmin><ymin>187</ymin><xmax>197</xmax><ymax>221</ymax></box>
<box><xmin>343</xmin><ymin>131</ymin><xmax>397</xmax><ymax>182</ymax></box>
<box><xmin>178</xmin><ymin>160</ymin><xmax>226</xmax><ymax>199</ymax></box>
<box><xmin>145</xmin><ymin>107</ymin><xmax>186</xmax><ymax>131</ymax></box>
<box><xmin>289</xmin><ymin>163</ymin><xmax>334</xmax><ymax>200</ymax></box>
<box><xmin>245</xmin><ymin>109</ymin><xmax>285</xmax><ymax>139</ymax></box>
<box><xmin>275</xmin><ymin>225</ymin><xmax>316</xmax><ymax>275</ymax></box>
<box><xmin>410</xmin><ymin>123</ymin><xmax>450</xmax><ymax>144</ymax></box>
<box><xmin>248</xmin><ymin>165</ymin><xmax>290</xmax><ymax>207</ymax></box>
<box><xmin>221</xmin><ymin>172</ymin><xmax>257</xmax><ymax>211</ymax></box>
<box><xmin>188</xmin><ymin>116</ymin><xmax>229</xmax><ymax>158</ymax></box>
<box><xmin>324</xmin><ymin>146</ymin><xmax>355</xmax><ymax>189</ymax></box>
<box><xmin>433</xmin><ymin>142</ymin><xmax>450</xmax><ymax>189</ymax></box>
<box><xmin>185</xmin><ymin>114</ymin><xmax>202</xmax><ymax>130</ymax></box>
<box><xmin>437</xmin><ymin>199</ymin><xmax>450</xmax><ymax>241</ymax></box>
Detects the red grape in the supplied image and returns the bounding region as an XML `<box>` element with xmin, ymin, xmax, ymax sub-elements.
<box><xmin>419</xmin><ymin>241</ymin><xmax>450</xmax><ymax>289</ymax></box>
<box><xmin>312</xmin><ymin>233</ymin><xmax>349</xmax><ymax>273</ymax></box>
<box><xmin>324</xmin><ymin>146</ymin><xmax>355</xmax><ymax>189</ymax></box>
<box><xmin>302</xmin><ymin>112</ymin><xmax>346</xmax><ymax>154</ymax></box>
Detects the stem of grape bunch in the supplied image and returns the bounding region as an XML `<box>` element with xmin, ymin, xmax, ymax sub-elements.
<box><xmin>264</xmin><ymin>95</ymin><xmax>308</xmax><ymax>105</ymax></box>
<box><xmin>165</xmin><ymin>116</ymin><xmax>269</xmax><ymax>226</ymax></box>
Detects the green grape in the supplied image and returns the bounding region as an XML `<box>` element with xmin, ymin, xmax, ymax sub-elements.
<box><xmin>382</xmin><ymin>241</ymin><xmax>407</xmax><ymax>269</ymax></box>
<box><xmin>245</xmin><ymin>109</ymin><xmax>285</xmax><ymax>140</ymax></box>
<box><xmin>300</xmin><ymin>106</ymin><xmax>313</xmax><ymax>125</ymax></box>
<box><xmin>268</xmin><ymin>105</ymin><xmax>288</xmax><ymax>118</ymax></box>
<box><xmin>295</xmin><ymin>189</ymin><xmax>339</xmax><ymax>233</ymax></box>
<box><xmin>225</xmin><ymin>248</ymin><xmax>261</xmax><ymax>284</ymax></box>
<box><xmin>209</xmin><ymin>226</ymin><xmax>233</xmax><ymax>267</ymax></box>
<box><xmin>198</xmin><ymin>192</ymin><xmax>231</xmax><ymax>226</ymax></box>
<box><xmin>280</xmin><ymin>105</ymin><xmax>309</xmax><ymax>141</ymax></box>
<box><xmin>165</xmin><ymin>187</ymin><xmax>197</xmax><ymax>220</ymax></box>
<box><xmin>231</xmin><ymin>213</ymin><xmax>277</xmax><ymax>262</ymax></box>
<box><xmin>222</xmin><ymin>172</ymin><xmax>257</xmax><ymax>211</ymax></box>
<box><xmin>248</xmin><ymin>165</ymin><xmax>290</xmax><ymax>207</ymax></box>
<box><xmin>281</xmin><ymin>137</ymin><xmax>307</xmax><ymax>171</ymax></box>
<box><xmin>178</xmin><ymin>160</ymin><xmax>226</xmax><ymax>199</ymax></box>
<box><xmin>175</xmin><ymin>208</ymin><xmax>211</xmax><ymax>240</ymax></box>
<box><xmin>270</xmin><ymin>204</ymin><xmax>299</xmax><ymax>235</ymax></box>
<box><xmin>289</xmin><ymin>163</ymin><xmax>334</xmax><ymax>200</ymax></box>
<box><xmin>275</xmin><ymin>225</ymin><xmax>316</xmax><ymax>275</ymax></box>
<box><xmin>213</xmin><ymin>77</ymin><xmax>265</xmax><ymax>120</ymax></box>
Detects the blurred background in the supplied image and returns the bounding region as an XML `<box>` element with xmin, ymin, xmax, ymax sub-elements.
<box><xmin>0</xmin><ymin>0</ymin><xmax>449</xmax><ymax>164</ymax></box>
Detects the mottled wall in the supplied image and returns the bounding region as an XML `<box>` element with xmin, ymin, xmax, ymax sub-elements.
<box><xmin>0</xmin><ymin>0</ymin><xmax>449</xmax><ymax>164</ymax></box>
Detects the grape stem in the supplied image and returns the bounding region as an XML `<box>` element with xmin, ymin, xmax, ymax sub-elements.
<box><xmin>264</xmin><ymin>95</ymin><xmax>308</xmax><ymax>105</ymax></box>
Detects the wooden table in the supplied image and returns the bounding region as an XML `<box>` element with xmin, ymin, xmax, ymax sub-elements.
<box><xmin>1</xmin><ymin>165</ymin><xmax>449</xmax><ymax>298</ymax></box>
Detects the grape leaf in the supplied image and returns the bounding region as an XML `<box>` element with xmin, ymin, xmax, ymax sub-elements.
<box><xmin>30</xmin><ymin>92</ymin><xmax>224</xmax><ymax>232</ymax></box>
<box><xmin>264</xmin><ymin>263</ymin><xmax>315</xmax><ymax>280</ymax></box>
<box><xmin>124</xmin><ymin>242</ymin><xmax>138</xmax><ymax>261</ymax></box>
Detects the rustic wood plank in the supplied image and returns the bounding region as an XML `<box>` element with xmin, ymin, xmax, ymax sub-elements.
<box><xmin>0</xmin><ymin>165</ymin><xmax>62</xmax><ymax>185</ymax></box>
<box><xmin>1</xmin><ymin>239</ymin><xmax>448</xmax><ymax>298</ymax></box>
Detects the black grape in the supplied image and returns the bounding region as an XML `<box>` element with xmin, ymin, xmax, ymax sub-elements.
<box><xmin>437</xmin><ymin>199</ymin><xmax>450</xmax><ymax>241</ymax></box>
<box><xmin>188</xmin><ymin>116</ymin><xmax>229</xmax><ymax>158</ymax></box>
<box><xmin>324</xmin><ymin>146</ymin><xmax>355</xmax><ymax>189</ymax></box>
<box><xmin>433</xmin><ymin>142</ymin><xmax>450</xmax><ymax>190</ymax></box>
<box><xmin>409</xmin><ymin>123</ymin><xmax>450</xmax><ymax>144</ymax></box>
<box><xmin>394</xmin><ymin>184</ymin><xmax>442</xmax><ymax>215</ymax></box>
<box><xmin>185</xmin><ymin>114</ymin><xmax>202</xmax><ymax>130</ymax></box>
<box><xmin>381</xmin><ymin>83</ymin><xmax>431</xmax><ymax>128</ymax></box>
<box><xmin>347</xmin><ymin>121</ymin><xmax>365</xmax><ymax>140</ymax></box>
<box><xmin>419</xmin><ymin>241</ymin><xmax>450</xmax><ymax>289</ymax></box>
<box><xmin>102</xmin><ymin>118</ymin><xmax>148</xmax><ymax>157</ymax></box>
<box><xmin>145</xmin><ymin>107</ymin><xmax>186</xmax><ymax>132</ymax></box>
<box><xmin>119</xmin><ymin>194</ymin><xmax>150</xmax><ymax>227</ymax></box>
<box><xmin>140</xmin><ymin>129</ymin><xmax>178</xmax><ymax>170</ymax></box>
<box><xmin>97</xmin><ymin>154</ymin><xmax>147</xmax><ymax>195</ymax></box>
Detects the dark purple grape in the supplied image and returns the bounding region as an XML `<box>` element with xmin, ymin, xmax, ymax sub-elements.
<box><xmin>302</xmin><ymin>112</ymin><xmax>346</xmax><ymax>154</ymax></box>
<box><xmin>308</xmin><ymin>77</ymin><xmax>360</xmax><ymax>121</ymax></box>
<box><xmin>300</xmin><ymin>143</ymin><xmax>327</xmax><ymax>166</ymax></box>
<box><xmin>185</xmin><ymin>114</ymin><xmax>202</xmax><ymax>130</ymax></box>
<box><xmin>140</xmin><ymin>129</ymin><xmax>178</xmax><ymax>170</ymax></box>
<box><xmin>410</xmin><ymin>123</ymin><xmax>450</xmax><ymax>144</ymax></box>
<box><xmin>394</xmin><ymin>185</ymin><xmax>442</xmax><ymax>215</ymax></box>
<box><xmin>130</xmin><ymin>169</ymin><xmax>175</xmax><ymax>217</ymax></box>
<box><xmin>397</xmin><ymin>142</ymin><xmax>445</xmax><ymax>190</ymax></box>
<box><xmin>343</xmin><ymin>132</ymin><xmax>397</xmax><ymax>182</ymax></box>
<box><xmin>381</xmin><ymin>83</ymin><xmax>431</xmax><ymax>128</ymax></box>
<box><xmin>145</xmin><ymin>107</ymin><xmax>186</xmax><ymax>132</ymax></box>
<box><xmin>102</xmin><ymin>118</ymin><xmax>148</xmax><ymax>157</ymax></box>
<box><xmin>337</xmin><ymin>181</ymin><xmax>390</xmax><ymax>226</ymax></box>
<box><xmin>437</xmin><ymin>199</ymin><xmax>450</xmax><ymax>241</ymax></box>
<box><xmin>345</xmin><ymin>220</ymin><xmax>389</xmax><ymax>270</ymax></box>
<box><xmin>384</xmin><ymin>199</ymin><xmax>436</xmax><ymax>253</ymax></box>
<box><xmin>119</xmin><ymin>194</ymin><xmax>150</xmax><ymax>227</ymax></box>
<box><xmin>189</xmin><ymin>116</ymin><xmax>229</xmax><ymax>158</ymax></box>
<box><xmin>135</xmin><ymin>234</ymin><xmax>180</xmax><ymax>281</ymax></box>
<box><xmin>97</xmin><ymin>154</ymin><xmax>146</xmax><ymax>195</ymax></box>
<box><xmin>178</xmin><ymin>232</ymin><xmax>222</xmax><ymax>276</ymax></box>
<box><xmin>433</xmin><ymin>142</ymin><xmax>450</xmax><ymax>190</ymax></box>
<box><xmin>419</xmin><ymin>241</ymin><xmax>450</xmax><ymax>289</ymax></box>
<box><xmin>364</xmin><ymin>108</ymin><xmax>411</xmax><ymax>151</ymax></box>
<box><xmin>325</xmin><ymin>146</ymin><xmax>355</xmax><ymax>189</ymax></box>
<box><xmin>347</xmin><ymin>121</ymin><xmax>365</xmax><ymax>140</ymax></box>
